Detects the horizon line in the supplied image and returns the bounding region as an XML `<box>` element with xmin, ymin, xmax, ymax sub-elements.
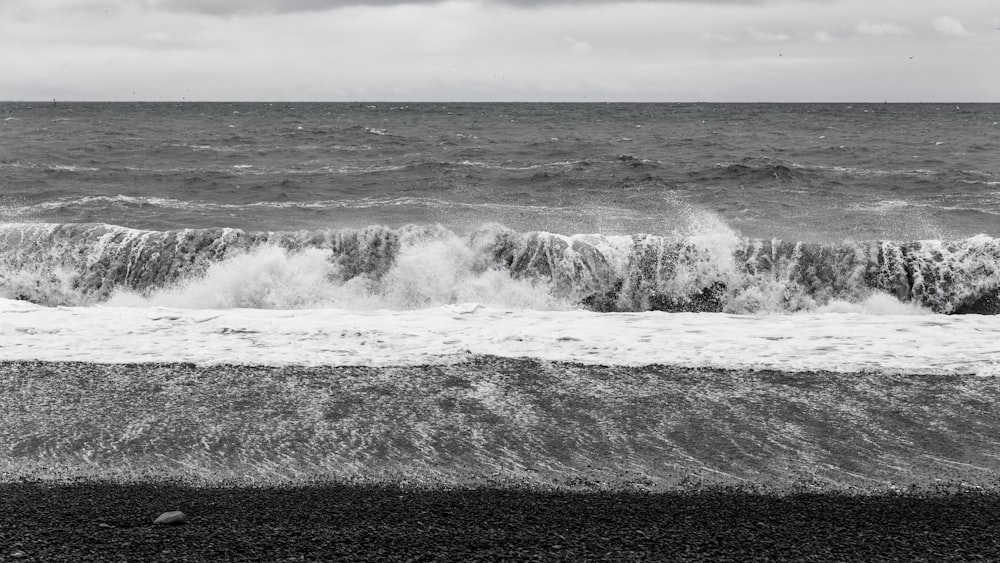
<box><xmin>3</xmin><ymin>99</ymin><xmax>997</xmax><ymax>105</ymax></box>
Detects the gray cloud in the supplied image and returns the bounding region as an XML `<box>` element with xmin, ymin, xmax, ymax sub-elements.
<box><xmin>147</xmin><ymin>0</ymin><xmax>775</xmax><ymax>16</ymax></box>
<box><xmin>4</xmin><ymin>0</ymin><xmax>994</xmax><ymax>102</ymax></box>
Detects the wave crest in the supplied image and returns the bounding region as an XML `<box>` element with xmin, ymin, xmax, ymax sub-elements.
<box><xmin>2</xmin><ymin>222</ymin><xmax>998</xmax><ymax>314</ymax></box>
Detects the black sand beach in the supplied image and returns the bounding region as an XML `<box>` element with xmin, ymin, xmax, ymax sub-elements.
<box><xmin>4</xmin><ymin>483</ymin><xmax>1000</xmax><ymax>561</ymax></box>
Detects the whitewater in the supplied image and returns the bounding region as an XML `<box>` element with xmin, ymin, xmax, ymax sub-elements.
<box><xmin>1</xmin><ymin>221</ymin><xmax>999</xmax><ymax>376</ymax></box>
<box><xmin>4</xmin><ymin>297</ymin><xmax>1000</xmax><ymax>376</ymax></box>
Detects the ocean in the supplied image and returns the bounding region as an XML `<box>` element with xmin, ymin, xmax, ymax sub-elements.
<box><xmin>2</xmin><ymin>102</ymin><xmax>1000</xmax><ymax>490</ymax></box>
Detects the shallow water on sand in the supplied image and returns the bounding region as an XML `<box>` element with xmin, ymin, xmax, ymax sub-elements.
<box><xmin>3</xmin><ymin>359</ymin><xmax>999</xmax><ymax>491</ymax></box>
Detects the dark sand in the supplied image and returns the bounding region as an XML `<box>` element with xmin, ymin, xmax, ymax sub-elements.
<box><xmin>3</xmin><ymin>483</ymin><xmax>1000</xmax><ymax>561</ymax></box>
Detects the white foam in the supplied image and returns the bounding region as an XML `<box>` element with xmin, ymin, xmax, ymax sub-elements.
<box><xmin>48</xmin><ymin>164</ymin><xmax>100</xmax><ymax>172</ymax></box>
<box><xmin>107</xmin><ymin>240</ymin><xmax>565</xmax><ymax>311</ymax></box>
<box><xmin>814</xmin><ymin>293</ymin><xmax>930</xmax><ymax>315</ymax></box>
<box><xmin>1</xmin><ymin>298</ymin><xmax>997</xmax><ymax>376</ymax></box>
<box><xmin>108</xmin><ymin>246</ymin><xmax>343</xmax><ymax>309</ymax></box>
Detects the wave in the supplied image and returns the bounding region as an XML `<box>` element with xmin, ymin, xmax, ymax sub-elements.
<box><xmin>2</xmin><ymin>194</ymin><xmax>459</xmax><ymax>215</ymax></box>
<box><xmin>2</xmin><ymin>222</ymin><xmax>999</xmax><ymax>313</ymax></box>
<box><xmin>680</xmin><ymin>158</ymin><xmax>804</xmax><ymax>184</ymax></box>
<box><xmin>688</xmin><ymin>157</ymin><xmax>1000</xmax><ymax>190</ymax></box>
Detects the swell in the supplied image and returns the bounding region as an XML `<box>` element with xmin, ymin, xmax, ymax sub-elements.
<box><xmin>686</xmin><ymin>157</ymin><xmax>1000</xmax><ymax>190</ymax></box>
<box><xmin>689</xmin><ymin>158</ymin><xmax>804</xmax><ymax>183</ymax></box>
<box><xmin>2</xmin><ymin>222</ymin><xmax>999</xmax><ymax>313</ymax></box>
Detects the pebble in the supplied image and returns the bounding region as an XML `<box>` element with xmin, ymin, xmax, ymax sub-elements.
<box><xmin>154</xmin><ymin>511</ymin><xmax>188</xmax><ymax>525</ymax></box>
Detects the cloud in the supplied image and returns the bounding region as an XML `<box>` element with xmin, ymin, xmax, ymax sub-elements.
<box><xmin>701</xmin><ymin>32</ymin><xmax>736</xmax><ymax>43</ymax></box>
<box><xmin>855</xmin><ymin>20</ymin><xmax>910</xmax><ymax>36</ymax></box>
<box><xmin>932</xmin><ymin>16</ymin><xmax>971</xmax><ymax>36</ymax></box>
<box><xmin>564</xmin><ymin>37</ymin><xmax>593</xmax><ymax>54</ymax></box>
<box><xmin>747</xmin><ymin>28</ymin><xmax>791</xmax><ymax>42</ymax></box>
<box><xmin>144</xmin><ymin>0</ymin><xmax>777</xmax><ymax>15</ymax></box>
<box><xmin>4</xmin><ymin>0</ymin><xmax>999</xmax><ymax>102</ymax></box>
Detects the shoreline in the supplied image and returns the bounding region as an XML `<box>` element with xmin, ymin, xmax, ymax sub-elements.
<box><xmin>4</xmin><ymin>359</ymin><xmax>1000</xmax><ymax>490</ymax></box>
<box><xmin>4</xmin><ymin>482</ymin><xmax>1000</xmax><ymax>561</ymax></box>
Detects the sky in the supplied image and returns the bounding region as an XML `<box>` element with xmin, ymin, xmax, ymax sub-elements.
<box><xmin>1</xmin><ymin>0</ymin><xmax>998</xmax><ymax>102</ymax></box>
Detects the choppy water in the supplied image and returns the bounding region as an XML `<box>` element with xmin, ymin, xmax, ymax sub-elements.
<box><xmin>2</xmin><ymin>102</ymin><xmax>999</xmax><ymax>489</ymax></box>
<box><xmin>3</xmin><ymin>102</ymin><xmax>999</xmax><ymax>240</ymax></box>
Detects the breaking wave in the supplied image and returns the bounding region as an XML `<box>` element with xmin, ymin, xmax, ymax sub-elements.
<box><xmin>2</xmin><ymin>222</ymin><xmax>999</xmax><ymax>314</ymax></box>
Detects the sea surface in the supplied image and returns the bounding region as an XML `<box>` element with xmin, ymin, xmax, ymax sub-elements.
<box><xmin>2</xmin><ymin>102</ymin><xmax>1000</xmax><ymax>490</ymax></box>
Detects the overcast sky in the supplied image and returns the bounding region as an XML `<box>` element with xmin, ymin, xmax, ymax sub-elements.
<box><xmin>2</xmin><ymin>0</ymin><xmax>998</xmax><ymax>102</ymax></box>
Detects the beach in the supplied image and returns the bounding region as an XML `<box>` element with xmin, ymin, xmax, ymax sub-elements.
<box><xmin>5</xmin><ymin>482</ymin><xmax>1000</xmax><ymax>561</ymax></box>
<box><xmin>5</xmin><ymin>359</ymin><xmax>1000</xmax><ymax>560</ymax></box>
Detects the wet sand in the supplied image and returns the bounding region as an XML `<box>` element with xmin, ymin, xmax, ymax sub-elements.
<box><xmin>5</xmin><ymin>359</ymin><xmax>1000</xmax><ymax>489</ymax></box>
<box><xmin>3</xmin><ymin>482</ymin><xmax>1000</xmax><ymax>561</ymax></box>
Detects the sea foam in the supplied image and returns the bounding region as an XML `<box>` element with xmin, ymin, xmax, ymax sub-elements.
<box><xmin>1</xmin><ymin>298</ymin><xmax>998</xmax><ymax>375</ymax></box>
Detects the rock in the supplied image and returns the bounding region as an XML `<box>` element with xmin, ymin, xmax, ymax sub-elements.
<box><xmin>11</xmin><ymin>551</ymin><xmax>27</xmax><ymax>558</ymax></box>
<box><xmin>154</xmin><ymin>511</ymin><xmax>188</xmax><ymax>525</ymax></box>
